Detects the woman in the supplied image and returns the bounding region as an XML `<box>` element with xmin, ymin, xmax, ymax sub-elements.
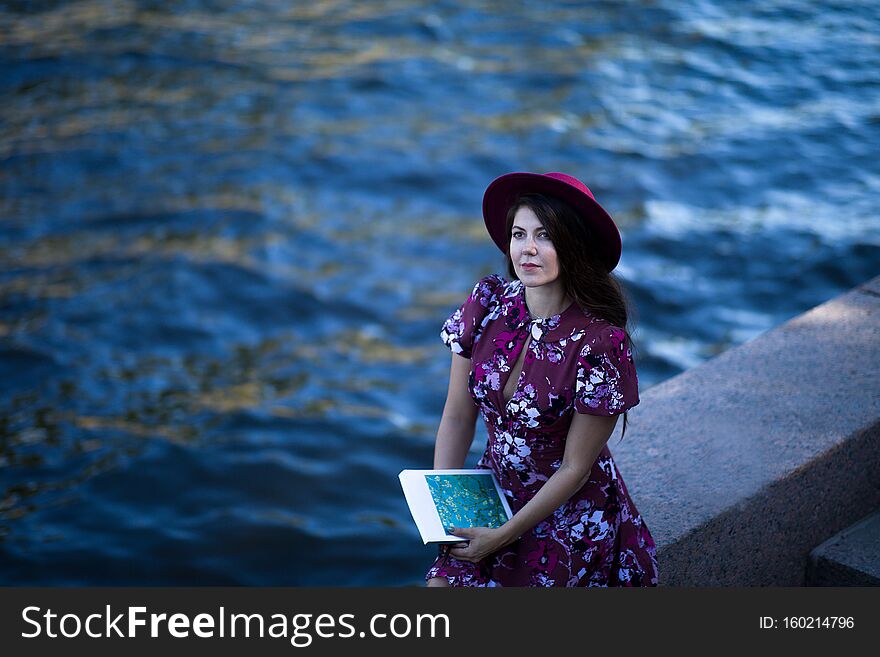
<box><xmin>426</xmin><ymin>171</ymin><xmax>658</xmax><ymax>587</ymax></box>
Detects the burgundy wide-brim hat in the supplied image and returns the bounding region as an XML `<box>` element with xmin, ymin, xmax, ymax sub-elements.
<box><xmin>482</xmin><ymin>171</ymin><xmax>622</xmax><ymax>273</ymax></box>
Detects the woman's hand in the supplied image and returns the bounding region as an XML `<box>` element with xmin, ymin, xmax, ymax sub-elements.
<box><xmin>446</xmin><ymin>526</ymin><xmax>513</xmax><ymax>563</ymax></box>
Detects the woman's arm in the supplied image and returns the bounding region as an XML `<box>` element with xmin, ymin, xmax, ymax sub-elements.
<box><xmin>433</xmin><ymin>352</ymin><xmax>479</xmax><ymax>469</ymax></box>
<box><xmin>448</xmin><ymin>411</ymin><xmax>619</xmax><ymax>562</ymax></box>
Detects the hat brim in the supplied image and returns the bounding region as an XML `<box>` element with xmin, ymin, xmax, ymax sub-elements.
<box><xmin>482</xmin><ymin>172</ymin><xmax>622</xmax><ymax>273</ymax></box>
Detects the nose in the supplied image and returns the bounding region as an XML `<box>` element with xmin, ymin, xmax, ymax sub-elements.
<box><xmin>523</xmin><ymin>237</ymin><xmax>537</xmax><ymax>255</ymax></box>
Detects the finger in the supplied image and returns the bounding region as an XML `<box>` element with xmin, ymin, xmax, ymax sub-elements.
<box><xmin>448</xmin><ymin>547</ymin><xmax>471</xmax><ymax>561</ymax></box>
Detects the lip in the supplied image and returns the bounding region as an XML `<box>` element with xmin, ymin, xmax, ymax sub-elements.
<box><xmin>520</xmin><ymin>263</ymin><xmax>541</xmax><ymax>269</ymax></box>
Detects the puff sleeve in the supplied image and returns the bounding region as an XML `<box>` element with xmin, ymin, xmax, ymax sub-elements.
<box><xmin>574</xmin><ymin>325</ymin><xmax>640</xmax><ymax>416</ymax></box>
<box><xmin>440</xmin><ymin>274</ymin><xmax>503</xmax><ymax>359</ymax></box>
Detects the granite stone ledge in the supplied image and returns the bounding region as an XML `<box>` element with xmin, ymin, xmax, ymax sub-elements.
<box><xmin>612</xmin><ymin>274</ymin><xmax>880</xmax><ymax>586</ymax></box>
<box><xmin>857</xmin><ymin>275</ymin><xmax>880</xmax><ymax>297</ymax></box>
<box><xmin>805</xmin><ymin>510</ymin><xmax>880</xmax><ymax>586</ymax></box>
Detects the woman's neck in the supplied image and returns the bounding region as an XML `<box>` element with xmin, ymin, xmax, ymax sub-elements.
<box><xmin>523</xmin><ymin>281</ymin><xmax>572</xmax><ymax>319</ymax></box>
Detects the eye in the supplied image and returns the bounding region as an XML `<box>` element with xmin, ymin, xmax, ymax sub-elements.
<box><xmin>512</xmin><ymin>230</ymin><xmax>524</xmax><ymax>239</ymax></box>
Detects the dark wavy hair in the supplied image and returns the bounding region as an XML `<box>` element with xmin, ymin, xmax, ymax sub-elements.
<box><xmin>504</xmin><ymin>192</ymin><xmax>638</xmax><ymax>442</ymax></box>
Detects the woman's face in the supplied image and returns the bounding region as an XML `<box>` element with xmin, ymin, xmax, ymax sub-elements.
<box><xmin>509</xmin><ymin>206</ymin><xmax>561</xmax><ymax>288</ymax></box>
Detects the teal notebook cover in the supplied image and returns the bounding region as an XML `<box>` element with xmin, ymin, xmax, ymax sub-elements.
<box><xmin>424</xmin><ymin>473</ymin><xmax>509</xmax><ymax>529</ymax></box>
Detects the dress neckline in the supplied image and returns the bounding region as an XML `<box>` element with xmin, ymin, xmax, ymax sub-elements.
<box><xmin>509</xmin><ymin>279</ymin><xmax>589</xmax><ymax>342</ymax></box>
<box><xmin>499</xmin><ymin>281</ymin><xmax>580</xmax><ymax>409</ymax></box>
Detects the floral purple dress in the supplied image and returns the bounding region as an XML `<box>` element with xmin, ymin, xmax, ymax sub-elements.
<box><xmin>426</xmin><ymin>274</ymin><xmax>658</xmax><ymax>587</ymax></box>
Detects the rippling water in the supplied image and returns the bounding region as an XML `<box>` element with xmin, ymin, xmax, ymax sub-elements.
<box><xmin>1</xmin><ymin>0</ymin><xmax>878</xmax><ymax>585</ymax></box>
